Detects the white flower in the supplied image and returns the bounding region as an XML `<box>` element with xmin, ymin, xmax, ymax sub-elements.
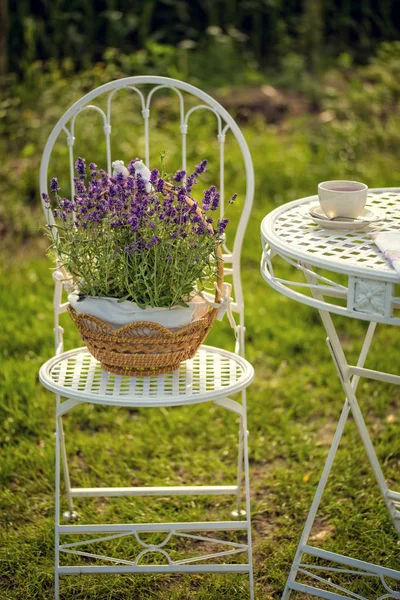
<box><xmin>112</xmin><ymin>160</ymin><xmax>129</xmax><ymax>179</ymax></box>
<box><xmin>132</xmin><ymin>160</ymin><xmax>152</xmax><ymax>193</ymax></box>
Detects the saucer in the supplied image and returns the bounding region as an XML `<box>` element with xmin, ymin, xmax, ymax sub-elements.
<box><xmin>308</xmin><ymin>204</ymin><xmax>380</xmax><ymax>231</ymax></box>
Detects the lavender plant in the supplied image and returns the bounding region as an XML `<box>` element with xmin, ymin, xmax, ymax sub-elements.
<box><xmin>43</xmin><ymin>157</ymin><xmax>235</xmax><ymax>309</ymax></box>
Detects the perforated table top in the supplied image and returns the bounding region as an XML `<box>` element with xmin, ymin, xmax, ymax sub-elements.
<box><xmin>261</xmin><ymin>189</ymin><xmax>400</xmax><ymax>282</ymax></box>
<box><xmin>39</xmin><ymin>346</ymin><xmax>254</xmax><ymax>408</ymax></box>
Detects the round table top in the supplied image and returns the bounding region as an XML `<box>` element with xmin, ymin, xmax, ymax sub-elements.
<box><xmin>261</xmin><ymin>188</ymin><xmax>400</xmax><ymax>282</ymax></box>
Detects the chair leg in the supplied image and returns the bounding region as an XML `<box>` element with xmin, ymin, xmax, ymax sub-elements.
<box><xmin>55</xmin><ymin>569</ymin><xmax>59</xmax><ymax>600</ymax></box>
<box><xmin>55</xmin><ymin>414</ymin><xmax>60</xmax><ymax>600</ymax></box>
<box><xmin>54</xmin><ymin>393</ymin><xmax>254</xmax><ymax>597</ymax></box>
<box><xmin>58</xmin><ymin>416</ymin><xmax>78</xmax><ymax>521</ymax></box>
<box><xmin>232</xmin><ymin>418</ymin><xmax>245</xmax><ymax>518</ymax></box>
<box><xmin>242</xmin><ymin>391</ymin><xmax>254</xmax><ymax>600</ymax></box>
<box><xmin>216</xmin><ymin>392</ymin><xmax>254</xmax><ymax>597</ymax></box>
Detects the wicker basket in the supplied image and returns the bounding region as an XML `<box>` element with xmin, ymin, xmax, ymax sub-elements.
<box><xmin>67</xmin><ymin>186</ymin><xmax>223</xmax><ymax>376</ymax></box>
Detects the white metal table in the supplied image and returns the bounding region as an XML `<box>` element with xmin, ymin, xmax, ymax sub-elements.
<box><xmin>260</xmin><ymin>189</ymin><xmax>400</xmax><ymax>599</ymax></box>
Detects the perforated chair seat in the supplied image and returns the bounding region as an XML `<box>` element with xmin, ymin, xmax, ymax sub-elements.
<box><xmin>39</xmin><ymin>345</ymin><xmax>254</xmax><ymax>409</ymax></box>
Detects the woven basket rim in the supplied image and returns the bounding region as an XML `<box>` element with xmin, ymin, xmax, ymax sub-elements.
<box><xmin>67</xmin><ymin>304</ymin><xmax>216</xmax><ymax>338</ymax></box>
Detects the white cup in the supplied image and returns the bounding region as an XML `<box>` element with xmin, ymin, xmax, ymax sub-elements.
<box><xmin>318</xmin><ymin>180</ymin><xmax>368</xmax><ymax>218</ymax></box>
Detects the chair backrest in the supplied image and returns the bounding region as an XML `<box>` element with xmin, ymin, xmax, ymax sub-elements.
<box><xmin>40</xmin><ymin>76</ymin><xmax>254</xmax><ymax>356</ymax></box>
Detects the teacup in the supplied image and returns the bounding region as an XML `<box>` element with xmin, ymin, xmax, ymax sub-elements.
<box><xmin>318</xmin><ymin>180</ymin><xmax>368</xmax><ymax>218</ymax></box>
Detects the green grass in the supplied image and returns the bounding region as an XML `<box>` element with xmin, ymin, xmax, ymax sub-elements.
<box><xmin>1</xmin><ymin>88</ymin><xmax>400</xmax><ymax>598</ymax></box>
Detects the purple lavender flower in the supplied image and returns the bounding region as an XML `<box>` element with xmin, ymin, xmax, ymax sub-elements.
<box><xmin>75</xmin><ymin>157</ymin><xmax>86</xmax><ymax>178</ymax></box>
<box><xmin>194</xmin><ymin>159</ymin><xmax>207</xmax><ymax>175</ymax></box>
<box><xmin>109</xmin><ymin>185</ymin><xmax>118</xmax><ymax>197</ymax></box>
<box><xmin>74</xmin><ymin>178</ymin><xmax>86</xmax><ymax>195</ymax></box>
<box><xmin>156</xmin><ymin>178</ymin><xmax>165</xmax><ymax>193</ymax></box>
<box><xmin>47</xmin><ymin>154</ymin><xmax>230</xmax><ymax>306</ymax></box>
<box><xmin>173</xmin><ymin>169</ymin><xmax>186</xmax><ymax>182</ymax></box>
<box><xmin>186</xmin><ymin>174</ymin><xmax>196</xmax><ymax>194</ymax></box>
<box><xmin>195</xmin><ymin>223</ymin><xmax>206</xmax><ymax>235</ymax></box>
<box><xmin>59</xmin><ymin>197</ymin><xmax>74</xmax><ymax>213</ymax></box>
<box><xmin>42</xmin><ymin>192</ymin><xmax>50</xmax><ymax>204</ymax></box>
<box><xmin>210</xmin><ymin>192</ymin><xmax>220</xmax><ymax>211</ymax></box>
<box><xmin>202</xmin><ymin>189</ymin><xmax>212</xmax><ymax>203</ymax></box>
<box><xmin>127</xmin><ymin>215</ymin><xmax>139</xmax><ymax>232</ymax></box>
<box><xmin>149</xmin><ymin>169</ymin><xmax>159</xmax><ymax>185</ymax></box>
<box><xmin>50</xmin><ymin>178</ymin><xmax>60</xmax><ymax>192</ymax></box>
<box><xmin>136</xmin><ymin>173</ymin><xmax>147</xmax><ymax>195</ymax></box>
<box><xmin>126</xmin><ymin>176</ymin><xmax>135</xmax><ymax>192</ymax></box>
<box><xmin>129</xmin><ymin>241</ymin><xmax>143</xmax><ymax>254</ymax></box>
<box><xmin>177</xmin><ymin>187</ymin><xmax>186</xmax><ymax>203</ymax></box>
<box><xmin>165</xmin><ymin>206</ymin><xmax>177</xmax><ymax>218</ymax></box>
<box><xmin>230</xmin><ymin>193</ymin><xmax>238</xmax><ymax>204</ymax></box>
<box><xmin>217</xmin><ymin>218</ymin><xmax>229</xmax><ymax>233</ymax></box>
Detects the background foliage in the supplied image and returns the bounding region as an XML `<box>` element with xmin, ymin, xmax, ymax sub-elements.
<box><xmin>4</xmin><ymin>0</ymin><xmax>400</xmax><ymax>77</ymax></box>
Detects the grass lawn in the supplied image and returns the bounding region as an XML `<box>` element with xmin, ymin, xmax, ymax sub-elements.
<box><xmin>1</xmin><ymin>105</ymin><xmax>399</xmax><ymax>598</ymax></box>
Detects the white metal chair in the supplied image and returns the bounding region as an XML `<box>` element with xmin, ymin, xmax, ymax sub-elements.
<box><xmin>39</xmin><ymin>76</ymin><xmax>255</xmax><ymax>599</ymax></box>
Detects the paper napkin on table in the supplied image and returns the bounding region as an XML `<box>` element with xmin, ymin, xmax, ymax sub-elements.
<box><xmin>371</xmin><ymin>231</ymin><xmax>400</xmax><ymax>277</ymax></box>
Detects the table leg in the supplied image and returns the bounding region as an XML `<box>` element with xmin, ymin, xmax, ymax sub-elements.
<box><xmin>283</xmin><ymin>309</ymin><xmax>400</xmax><ymax>599</ymax></box>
